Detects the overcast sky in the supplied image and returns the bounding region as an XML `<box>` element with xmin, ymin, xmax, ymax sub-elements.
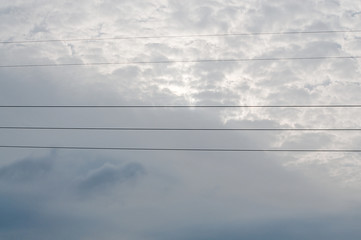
<box><xmin>1</xmin><ymin>0</ymin><xmax>361</xmax><ymax>239</ymax></box>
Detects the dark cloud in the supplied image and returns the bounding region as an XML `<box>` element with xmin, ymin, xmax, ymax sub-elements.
<box><xmin>0</xmin><ymin>155</ymin><xmax>52</xmax><ymax>183</ymax></box>
<box><xmin>0</xmin><ymin>194</ymin><xmax>99</xmax><ymax>240</ymax></box>
<box><xmin>77</xmin><ymin>162</ymin><xmax>146</xmax><ymax>195</ymax></box>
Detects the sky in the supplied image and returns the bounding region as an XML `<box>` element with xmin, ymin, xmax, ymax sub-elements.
<box><xmin>1</xmin><ymin>0</ymin><xmax>361</xmax><ymax>239</ymax></box>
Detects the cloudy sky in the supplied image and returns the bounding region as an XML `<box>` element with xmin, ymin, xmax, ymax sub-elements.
<box><xmin>1</xmin><ymin>0</ymin><xmax>361</xmax><ymax>239</ymax></box>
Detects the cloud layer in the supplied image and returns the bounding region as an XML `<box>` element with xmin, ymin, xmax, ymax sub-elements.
<box><xmin>1</xmin><ymin>0</ymin><xmax>361</xmax><ymax>239</ymax></box>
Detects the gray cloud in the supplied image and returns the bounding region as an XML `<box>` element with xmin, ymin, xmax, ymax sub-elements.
<box><xmin>1</xmin><ymin>0</ymin><xmax>361</xmax><ymax>239</ymax></box>
<box><xmin>0</xmin><ymin>156</ymin><xmax>52</xmax><ymax>183</ymax></box>
<box><xmin>77</xmin><ymin>162</ymin><xmax>146</xmax><ymax>196</ymax></box>
<box><xmin>150</xmin><ymin>213</ymin><xmax>361</xmax><ymax>240</ymax></box>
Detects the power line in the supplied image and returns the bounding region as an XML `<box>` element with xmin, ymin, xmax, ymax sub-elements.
<box><xmin>1</xmin><ymin>104</ymin><xmax>361</xmax><ymax>108</ymax></box>
<box><xmin>0</xmin><ymin>145</ymin><xmax>360</xmax><ymax>152</ymax></box>
<box><xmin>1</xmin><ymin>126</ymin><xmax>361</xmax><ymax>131</ymax></box>
<box><xmin>1</xmin><ymin>30</ymin><xmax>361</xmax><ymax>44</ymax></box>
<box><xmin>0</xmin><ymin>56</ymin><xmax>360</xmax><ymax>68</ymax></box>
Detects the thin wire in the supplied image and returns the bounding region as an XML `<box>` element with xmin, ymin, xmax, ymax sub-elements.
<box><xmin>1</xmin><ymin>30</ymin><xmax>361</xmax><ymax>44</ymax></box>
<box><xmin>0</xmin><ymin>145</ymin><xmax>360</xmax><ymax>152</ymax></box>
<box><xmin>0</xmin><ymin>56</ymin><xmax>360</xmax><ymax>68</ymax></box>
<box><xmin>1</xmin><ymin>126</ymin><xmax>361</xmax><ymax>131</ymax></box>
<box><xmin>1</xmin><ymin>104</ymin><xmax>361</xmax><ymax>108</ymax></box>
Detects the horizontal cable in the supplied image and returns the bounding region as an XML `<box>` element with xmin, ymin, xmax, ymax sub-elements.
<box><xmin>1</xmin><ymin>126</ymin><xmax>361</xmax><ymax>131</ymax></box>
<box><xmin>1</xmin><ymin>104</ymin><xmax>361</xmax><ymax>108</ymax></box>
<box><xmin>0</xmin><ymin>56</ymin><xmax>360</xmax><ymax>68</ymax></box>
<box><xmin>0</xmin><ymin>145</ymin><xmax>360</xmax><ymax>152</ymax></box>
<box><xmin>1</xmin><ymin>30</ymin><xmax>361</xmax><ymax>44</ymax></box>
